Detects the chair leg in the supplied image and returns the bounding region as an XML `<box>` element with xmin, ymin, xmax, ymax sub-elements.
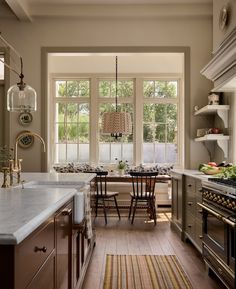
<box><xmin>131</xmin><ymin>199</ymin><xmax>138</xmax><ymax>224</ymax></box>
<box><xmin>102</xmin><ymin>198</ymin><xmax>107</xmax><ymax>225</ymax></box>
<box><xmin>128</xmin><ymin>197</ymin><xmax>133</xmax><ymax>219</ymax></box>
<box><xmin>151</xmin><ymin>199</ymin><xmax>157</xmax><ymax>226</ymax></box>
<box><xmin>114</xmin><ymin>196</ymin><xmax>120</xmax><ymax>219</ymax></box>
<box><xmin>95</xmin><ymin>197</ymin><xmax>98</xmax><ymax>218</ymax></box>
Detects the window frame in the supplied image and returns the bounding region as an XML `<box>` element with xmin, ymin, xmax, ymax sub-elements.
<box><xmin>49</xmin><ymin>73</ymin><xmax>184</xmax><ymax>169</ymax></box>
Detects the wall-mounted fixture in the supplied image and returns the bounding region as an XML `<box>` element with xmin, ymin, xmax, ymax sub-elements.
<box><xmin>0</xmin><ymin>33</ymin><xmax>37</xmax><ymax>112</ymax></box>
<box><xmin>101</xmin><ymin>56</ymin><xmax>132</xmax><ymax>139</ymax></box>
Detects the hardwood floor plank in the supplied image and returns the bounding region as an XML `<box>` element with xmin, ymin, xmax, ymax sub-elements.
<box><xmin>82</xmin><ymin>215</ymin><xmax>225</xmax><ymax>289</ymax></box>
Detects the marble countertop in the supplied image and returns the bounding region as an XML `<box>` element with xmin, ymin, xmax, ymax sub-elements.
<box><xmin>171</xmin><ymin>169</ymin><xmax>211</xmax><ymax>181</ymax></box>
<box><xmin>0</xmin><ymin>172</ymin><xmax>96</xmax><ymax>245</ymax></box>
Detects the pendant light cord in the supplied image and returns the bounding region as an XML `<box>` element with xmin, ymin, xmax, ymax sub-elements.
<box><xmin>115</xmin><ymin>56</ymin><xmax>118</xmax><ymax>112</ymax></box>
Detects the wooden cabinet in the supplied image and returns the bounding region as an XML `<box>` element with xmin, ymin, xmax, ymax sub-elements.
<box><xmin>0</xmin><ymin>199</ymin><xmax>73</xmax><ymax>289</ymax></box>
<box><xmin>56</xmin><ymin>202</ymin><xmax>73</xmax><ymax>289</ymax></box>
<box><xmin>171</xmin><ymin>172</ymin><xmax>184</xmax><ymax>239</ymax></box>
<box><xmin>72</xmin><ymin>220</ymin><xmax>96</xmax><ymax>289</ymax></box>
<box><xmin>184</xmin><ymin>176</ymin><xmax>203</xmax><ymax>253</ymax></box>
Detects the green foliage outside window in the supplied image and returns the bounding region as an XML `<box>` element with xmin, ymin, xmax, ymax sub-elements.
<box><xmin>99</xmin><ymin>80</ymin><xmax>133</xmax><ymax>98</ymax></box>
<box><xmin>143</xmin><ymin>80</ymin><xmax>177</xmax><ymax>98</ymax></box>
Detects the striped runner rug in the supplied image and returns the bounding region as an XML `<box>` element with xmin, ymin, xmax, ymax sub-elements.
<box><xmin>103</xmin><ymin>254</ymin><xmax>193</xmax><ymax>289</ymax></box>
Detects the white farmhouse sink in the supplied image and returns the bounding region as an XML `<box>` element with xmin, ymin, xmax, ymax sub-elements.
<box><xmin>19</xmin><ymin>181</ymin><xmax>87</xmax><ymax>224</ymax></box>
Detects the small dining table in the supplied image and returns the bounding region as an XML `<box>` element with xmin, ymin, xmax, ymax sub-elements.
<box><xmin>105</xmin><ymin>173</ymin><xmax>171</xmax><ymax>183</ymax></box>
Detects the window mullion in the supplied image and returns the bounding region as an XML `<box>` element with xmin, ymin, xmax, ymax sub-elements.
<box><xmin>135</xmin><ymin>78</ymin><xmax>143</xmax><ymax>166</ymax></box>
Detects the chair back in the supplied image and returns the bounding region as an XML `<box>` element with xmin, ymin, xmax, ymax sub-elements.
<box><xmin>129</xmin><ymin>171</ymin><xmax>158</xmax><ymax>199</ymax></box>
<box><xmin>95</xmin><ymin>171</ymin><xmax>108</xmax><ymax>197</ymax></box>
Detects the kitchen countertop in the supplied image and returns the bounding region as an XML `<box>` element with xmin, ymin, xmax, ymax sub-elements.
<box><xmin>171</xmin><ymin>169</ymin><xmax>212</xmax><ymax>181</ymax></box>
<box><xmin>0</xmin><ymin>172</ymin><xmax>96</xmax><ymax>245</ymax></box>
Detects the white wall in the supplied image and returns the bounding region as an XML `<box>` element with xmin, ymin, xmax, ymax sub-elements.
<box><xmin>48</xmin><ymin>53</ymin><xmax>183</xmax><ymax>74</ymax></box>
<box><xmin>213</xmin><ymin>0</ymin><xmax>236</xmax><ymax>51</ymax></box>
<box><xmin>0</xmin><ymin>10</ymin><xmax>213</xmax><ymax>171</ymax></box>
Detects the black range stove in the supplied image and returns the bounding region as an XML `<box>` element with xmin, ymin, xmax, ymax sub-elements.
<box><xmin>200</xmin><ymin>177</ymin><xmax>236</xmax><ymax>289</ymax></box>
<box><xmin>203</xmin><ymin>177</ymin><xmax>236</xmax><ymax>198</ymax></box>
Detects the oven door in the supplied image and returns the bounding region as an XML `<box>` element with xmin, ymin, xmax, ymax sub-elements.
<box><xmin>227</xmin><ymin>216</ymin><xmax>236</xmax><ymax>271</ymax></box>
<box><xmin>198</xmin><ymin>203</ymin><xmax>227</xmax><ymax>263</ymax></box>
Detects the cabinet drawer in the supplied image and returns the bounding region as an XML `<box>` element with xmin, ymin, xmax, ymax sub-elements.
<box><xmin>195</xmin><ymin>221</ymin><xmax>203</xmax><ymax>250</ymax></box>
<box><xmin>15</xmin><ymin>217</ymin><xmax>55</xmax><ymax>289</ymax></box>
<box><xmin>185</xmin><ymin>176</ymin><xmax>195</xmax><ymax>193</ymax></box>
<box><xmin>185</xmin><ymin>212</ymin><xmax>195</xmax><ymax>239</ymax></box>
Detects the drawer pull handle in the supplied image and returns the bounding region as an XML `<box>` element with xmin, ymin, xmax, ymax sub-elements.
<box><xmin>62</xmin><ymin>208</ymin><xmax>72</xmax><ymax>216</ymax></box>
<box><xmin>188</xmin><ymin>184</ymin><xmax>192</xmax><ymax>187</ymax></box>
<box><xmin>188</xmin><ymin>202</ymin><xmax>193</xmax><ymax>206</ymax></box>
<box><xmin>188</xmin><ymin>225</ymin><xmax>192</xmax><ymax>228</ymax></box>
<box><xmin>199</xmin><ymin>235</ymin><xmax>203</xmax><ymax>239</ymax></box>
<box><xmin>34</xmin><ymin>246</ymin><xmax>47</xmax><ymax>253</ymax></box>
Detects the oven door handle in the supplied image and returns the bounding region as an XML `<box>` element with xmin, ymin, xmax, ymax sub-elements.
<box><xmin>197</xmin><ymin>203</ymin><xmax>236</xmax><ymax>228</ymax></box>
<box><xmin>222</xmin><ymin>217</ymin><xmax>236</xmax><ymax>228</ymax></box>
<box><xmin>197</xmin><ymin>203</ymin><xmax>223</xmax><ymax>220</ymax></box>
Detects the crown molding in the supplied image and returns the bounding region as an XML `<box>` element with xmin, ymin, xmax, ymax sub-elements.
<box><xmin>29</xmin><ymin>3</ymin><xmax>212</xmax><ymax>19</ymax></box>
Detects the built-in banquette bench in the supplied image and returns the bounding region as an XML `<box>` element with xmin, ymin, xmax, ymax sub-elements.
<box><xmin>53</xmin><ymin>163</ymin><xmax>173</xmax><ymax>207</ymax></box>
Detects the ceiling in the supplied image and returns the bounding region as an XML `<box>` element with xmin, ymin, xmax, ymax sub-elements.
<box><xmin>2</xmin><ymin>0</ymin><xmax>213</xmax><ymax>21</ymax></box>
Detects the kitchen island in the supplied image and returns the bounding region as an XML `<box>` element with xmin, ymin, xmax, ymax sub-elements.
<box><xmin>0</xmin><ymin>172</ymin><xmax>96</xmax><ymax>289</ymax></box>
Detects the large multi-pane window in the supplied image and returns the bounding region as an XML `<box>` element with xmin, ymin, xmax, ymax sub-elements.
<box><xmin>54</xmin><ymin>80</ymin><xmax>90</xmax><ymax>163</ymax></box>
<box><xmin>51</xmin><ymin>75</ymin><xmax>182</xmax><ymax>167</ymax></box>
<box><xmin>143</xmin><ymin>80</ymin><xmax>178</xmax><ymax>164</ymax></box>
<box><xmin>98</xmin><ymin>79</ymin><xmax>134</xmax><ymax>163</ymax></box>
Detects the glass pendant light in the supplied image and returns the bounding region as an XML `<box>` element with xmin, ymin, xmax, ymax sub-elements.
<box><xmin>0</xmin><ymin>33</ymin><xmax>37</xmax><ymax>112</ymax></box>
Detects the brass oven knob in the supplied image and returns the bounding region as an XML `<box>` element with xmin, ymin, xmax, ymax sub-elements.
<box><xmin>222</xmin><ymin>201</ymin><xmax>227</xmax><ymax>206</ymax></box>
<box><xmin>213</xmin><ymin>197</ymin><xmax>218</xmax><ymax>201</ymax></box>
<box><xmin>217</xmin><ymin>199</ymin><xmax>223</xmax><ymax>204</ymax></box>
<box><xmin>227</xmin><ymin>203</ymin><xmax>233</xmax><ymax>209</ymax></box>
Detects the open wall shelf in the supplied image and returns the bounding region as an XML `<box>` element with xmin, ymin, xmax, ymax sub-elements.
<box><xmin>194</xmin><ymin>135</ymin><xmax>229</xmax><ymax>158</ymax></box>
<box><xmin>194</xmin><ymin>105</ymin><xmax>229</xmax><ymax>128</ymax></box>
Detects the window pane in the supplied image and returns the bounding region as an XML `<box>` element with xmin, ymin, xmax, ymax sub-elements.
<box><xmin>67</xmin><ymin>81</ymin><xmax>79</xmax><ymax>97</ymax></box>
<box><xmin>122</xmin><ymin>143</ymin><xmax>133</xmax><ymax>162</ymax></box>
<box><xmin>56</xmin><ymin>81</ymin><xmax>67</xmax><ymax>97</ymax></box>
<box><xmin>143</xmin><ymin>81</ymin><xmax>155</xmax><ymax>98</ymax></box>
<box><xmin>56</xmin><ymin>123</ymin><xmax>66</xmax><ymax>143</ymax></box>
<box><xmin>144</xmin><ymin>80</ymin><xmax>178</xmax><ymax>98</ymax></box>
<box><xmin>99</xmin><ymin>80</ymin><xmax>133</xmax><ymax>98</ymax></box>
<box><xmin>67</xmin><ymin>103</ymin><xmax>78</xmax><ymax>122</ymax></box>
<box><xmin>78</xmin><ymin>123</ymin><xmax>89</xmax><ymax>143</ymax></box>
<box><xmin>154</xmin><ymin>144</ymin><xmax>166</xmax><ymax>163</ymax></box>
<box><xmin>99</xmin><ymin>80</ymin><xmax>111</xmax><ymax>98</ymax></box>
<box><xmin>99</xmin><ymin>143</ymin><xmax>110</xmax><ymax>163</ymax></box>
<box><xmin>78</xmin><ymin>80</ymin><xmax>89</xmax><ymax>97</ymax></box>
<box><xmin>143</xmin><ymin>102</ymin><xmax>178</xmax><ymax>164</ymax></box>
<box><xmin>111</xmin><ymin>143</ymin><xmax>122</xmax><ymax>162</ymax></box>
<box><xmin>56</xmin><ymin>103</ymin><xmax>66</xmax><ymax>122</ymax></box>
<box><xmin>67</xmin><ymin>124</ymin><xmax>78</xmax><ymax>143</ymax></box>
<box><xmin>166</xmin><ymin>144</ymin><xmax>177</xmax><ymax>163</ymax></box>
<box><xmin>79</xmin><ymin>144</ymin><xmax>89</xmax><ymax>162</ymax></box>
<box><xmin>155</xmin><ymin>124</ymin><xmax>166</xmax><ymax>143</ymax></box>
<box><xmin>143</xmin><ymin>143</ymin><xmax>154</xmax><ymax>163</ymax></box>
<box><xmin>55</xmin><ymin>144</ymin><xmax>66</xmax><ymax>163</ymax></box>
<box><xmin>67</xmin><ymin>144</ymin><xmax>78</xmax><ymax>161</ymax></box>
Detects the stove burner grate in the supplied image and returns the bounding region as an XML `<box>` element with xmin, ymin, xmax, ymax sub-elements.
<box><xmin>208</xmin><ymin>178</ymin><xmax>236</xmax><ymax>188</ymax></box>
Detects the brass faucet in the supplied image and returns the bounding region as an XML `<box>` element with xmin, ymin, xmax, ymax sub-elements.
<box><xmin>9</xmin><ymin>132</ymin><xmax>46</xmax><ymax>186</ymax></box>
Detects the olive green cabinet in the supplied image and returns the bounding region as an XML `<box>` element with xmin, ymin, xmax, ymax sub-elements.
<box><xmin>171</xmin><ymin>172</ymin><xmax>184</xmax><ymax>239</ymax></box>
<box><xmin>184</xmin><ymin>176</ymin><xmax>203</xmax><ymax>252</ymax></box>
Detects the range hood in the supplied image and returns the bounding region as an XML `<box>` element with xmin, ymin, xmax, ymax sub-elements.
<box><xmin>201</xmin><ymin>27</ymin><xmax>236</xmax><ymax>92</ymax></box>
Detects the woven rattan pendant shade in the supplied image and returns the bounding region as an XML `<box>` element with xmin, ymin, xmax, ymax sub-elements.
<box><xmin>101</xmin><ymin>56</ymin><xmax>132</xmax><ymax>138</ymax></box>
<box><xmin>102</xmin><ymin>111</ymin><xmax>132</xmax><ymax>137</ymax></box>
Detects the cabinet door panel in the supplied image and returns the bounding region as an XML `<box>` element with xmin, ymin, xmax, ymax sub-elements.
<box><xmin>15</xmin><ymin>217</ymin><xmax>55</xmax><ymax>289</ymax></box>
<box><xmin>26</xmin><ymin>256</ymin><xmax>55</xmax><ymax>289</ymax></box>
<box><xmin>56</xmin><ymin>202</ymin><xmax>72</xmax><ymax>289</ymax></box>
